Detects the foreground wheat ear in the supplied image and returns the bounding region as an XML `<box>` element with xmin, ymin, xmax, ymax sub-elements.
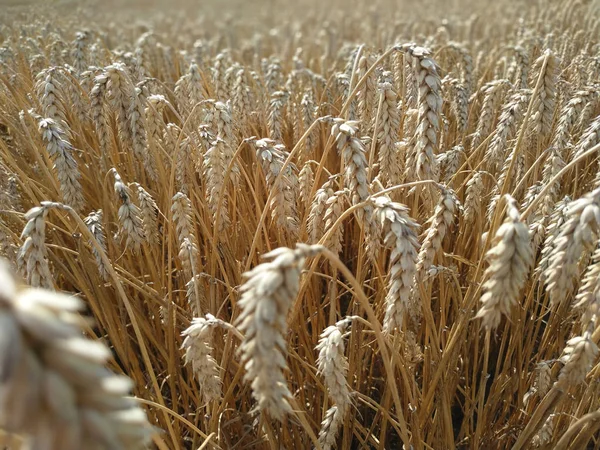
<box><xmin>236</xmin><ymin>244</ymin><xmax>324</xmax><ymax>421</ymax></box>
<box><xmin>0</xmin><ymin>260</ymin><xmax>153</xmax><ymax>449</ymax></box>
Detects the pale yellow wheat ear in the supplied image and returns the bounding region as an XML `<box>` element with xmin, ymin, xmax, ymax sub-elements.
<box><xmin>371</xmin><ymin>196</ymin><xmax>420</xmax><ymax>333</ymax></box>
<box><xmin>316</xmin><ymin>317</ymin><xmax>355</xmax><ymax>450</ymax></box>
<box><xmin>0</xmin><ymin>260</ymin><xmax>153</xmax><ymax>449</ymax></box>
<box><xmin>236</xmin><ymin>244</ymin><xmax>323</xmax><ymax>421</ymax></box>
<box><xmin>476</xmin><ymin>195</ymin><xmax>533</xmax><ymax>330</ymax></box>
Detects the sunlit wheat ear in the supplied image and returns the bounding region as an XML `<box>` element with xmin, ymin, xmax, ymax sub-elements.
<box><xmin>416</xmin><ymin>187</ymin><xmax>459</xmax><ymax>279</ymax></box>
<box><xmin>186</xmin><ymin>275</ymin><xmax>208</xmax><ymax>316</ymax></box>
<box><xmin>573</xmin><ymin>114</ymin><xmax>600</xmax><ymax>161</ymax></box>
<box><xmin>476</xmin><ymin>195</ymin><xmax>533</xmax><ymax>330</ymax></box>
<box><xmin>319</xmin><ymin>405</ymin><xmax>343</xmax><ymax>450</ymax></box>
<box><xmin>254</xmin><ymin>138</ymin><xmax>300</xmax><ymax>237</ymax></box>
<box><xmin>298</xmin><ymin>161</ymin><xmax>314</xmax><ymax>208</ymax></box>
<box><xmin>133</xmin><ymin>184</ymin><xmax>159</xmax><ymax>245</ymax></box>
<box><xmin>308</xmin><ymin>177</ymin><xmax>336</xmax><ymax>243</ymax></box>
<box><xmin>357</xmin><ymin>53</ymin><xmax>377</xmax><ymax>134</ymax></box>
<box><xmin>573</xmin><ymin>245</ymin><xmax>600</xmax><ymax>328</ymax></box>
<box><xmin>130</xmin><ymin>86</ymin><xmax>157</xmax><ymax>181</ymax></box>
<box><xmin>376</xmin><ymin>71</ymin><xmax>401</xmax><ymax>185</ymax></box>
<box><xmin>84</xmin><ymin>210</ymin><xmax>109</xmax><ymax>281</ymax></box>
<box><xmin>110</xmin><ymin>169</ymin><xmax>145</xmax><ymax>253</ymax></box>
<box><xmin>175</xmin><ymin>135</ymin><xmax>193</xmax><ymax>194</ymax></box>
<box><xmin>35</xmin><ymin>68</ymin><xmax>68</xmax><ymax>129</ymax></box>
<box><xmin>530</xmin><ymin>50</ymin><xmax>559</xmax><ymax>138</ymax></box>
<box><xmin>371</xmin><ymin>196</ymin><xmax>420</xmax><ymax>333</ymax></box>
<box><xmin>551</xmin><ymin>85</ymin><xmax>599</xmax><ymax>150</ymax></box>
<box><xmin>268</xmin><ymin>90</ymin><xmax>289</xmax><ymax>142</ymax></box>
<box><xmin>181</xmin><ymin>315</ymin><xmax>224</xmax><ymax>404</ymax></box>
<box><xmin>511</xmin><ymin>45</ymin><xmax>529</xmax><ymax>89</ymax></box>
<box><xmin>470</xmin><ymin>79</ymin><xmax>511</xmax><ymax>151</ymax></box>
<box><xmin>537</xmin><ymin>146</ymin><xmax>566</xmax><ymax>219</ymax></box>
<box><xmin>233</xmin><ymin>66</ymin><xmax>253</xmax><ymax>125</ymax></box>
<box><xmin>105</xmin><ymin>63</ymin><xmax>134</xmax><ymax>147</ymax></box>
<box><xmin>523</xmin><ymin>361</ymin><xmax>552</xmax><ymax>406</ymax></box>
<box><xmin>316</xmin><ymin>317</ymin><xmax>353</xmax><ymax>449</ymax></box>
<box><xmin>558</xmin><ymin>330</ymin><xmax>599</xmax><ymax>387</ymax></box>
<box><xmin>16</xmin><ymin>205</ymin><xmax>53</xmax><ymax>289</ymax></box>
<box><xmin>300</xmin><ymin>89</ymin><xmax>318</xmax><ymax>155</ymax></box>
<box><xmin>330</xmin><ymin>118</ymin><xmax>379</xmax><ymax>259</ymax></box>
<box><xmin>544</xmin><ymin>188</ymin><xmax>600</xmax><ymax>307</ymax></box>
<box><xmin>531</xmin><ymin>414</ymin><xmax>555</xmax><ymax>448</ymax></box>
<box><xmin>204</xmin><ymin>137</ymin><xmax>232</xmax><ymax>233</ymax></box>
<box><xmin>31</xmin><ymin>113</ymin><xmax>85</xmax><ymax>211</ymax></box>
<box><xmin>437</xmin><ymin>145</ymin><xmax>465</xmax><ymax>184</ymax></box>
<box><xmin>536</xmin><ymin>196</ymin><xmax>571</xmax><ymax>279</ymax></box>
<box><xmin>464</xmin><ymin>171</ymin><xmax>484</xmax><ymax>226</ymax></box>
<box><xmin>0</xmin><ymin>263</ymin><xmax>153</xmax><ymax>449</ymax></box>
<box><xmin>323</xmin><ymin>189</ymin><xmax>348</xmax><ymax>255</ymax></box>
<box><xmin>400</xmin><ymin>44</ymin><xmax>442</xmax><ymax>182</ymax></box>
<box><xmin>171</xmin><ymin>192</ymin><xmax>199</xmax><ymax>275</ymax></box>
<box><xmin>442</xmin><ymin>76</ymin><xmax>468</xmax><ymax>133</ymax></box>
<box><xmin>90</xmin><ymin>71</ymin><xmax>111</xmax><ymax>166</ymax></box>
<box><xmin>484</xmin><ymin>89</ymin><xmax>530</xmax><ymax>174</ymax></box>
<box><xmin>174</xmin><ymin>62</ymin><xmax>205</xmax><ymax>115</ymax></box>
<box><xmin>236</xmin><ymin>244</ymin><xmax>323</xmax><ymax>421</ymax></box>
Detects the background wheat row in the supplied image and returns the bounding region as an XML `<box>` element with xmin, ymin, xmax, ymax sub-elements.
<box><xmin>1</xmin><ymin>0</ymin><xmax>600</xmax><ymax>448</ymax></box>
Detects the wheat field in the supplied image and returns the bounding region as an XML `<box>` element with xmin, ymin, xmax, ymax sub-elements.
<box><xmin>1</xmin><ymin>0</ymin><xmax>600</xmax><ymax>448</ymax></box>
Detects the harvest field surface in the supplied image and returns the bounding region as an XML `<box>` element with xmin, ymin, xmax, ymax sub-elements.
<box><xmin>1</xmin><ymin>0</ymin><xmax>600</xmax><ymax>449</ymax></box>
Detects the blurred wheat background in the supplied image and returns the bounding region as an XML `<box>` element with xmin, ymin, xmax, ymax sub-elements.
<box><xmin>1</xmin><ymin>0</ymin><xmax>600</xmax><ymax>449</ymax></box>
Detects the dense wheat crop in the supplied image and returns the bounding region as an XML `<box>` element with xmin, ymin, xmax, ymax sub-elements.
<box><xmin>1</xmin><ymin>0</ymin><xmax>600</xmax><ymax>448</ymax></box>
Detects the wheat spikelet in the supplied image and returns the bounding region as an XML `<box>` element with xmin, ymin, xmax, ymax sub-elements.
<box><xmin>70</xmin><ymin>31</ymin><xmax>88</xmax><ymax>74</ymax></box>
<box><xmin>90</xmin><ymin>71</ymin><xmax>111</xmax><ymax>161</ymax></box>
<box><xmin>318</xmin><ymin>405</ymin><xmax>343</xmax><ymax>450</ymax></box>
<box><xmin>532</xmin><ymin>414</ymin><xmax>555</xmax><ymax>448</ymax></box>
<box><xmin>204</xmin><ymin>137</ymin><xmax>232</xmax><ymax>232</ymax></box>
<box><xmin>298</xmin><ymin>161</ymin><xmax>314</xmax><ymax>208</ymax></box>
<box><xmin>316</xmin><ymin>318</ymin><xmax>353</xmax><ymax>448</ymax></box>
<box><xmin>323</xmin><ymin>189</ymin><xmax>347</xmax><ymax>255</ymax></box>
<box><xmin>316</xmin><ymin>318</ymin><xmax>351</xmax><ymax>410</ymax></box>
<box><xmin>35</xmin><ymin>68</ymin><xmax>68</xmax><ymax>130</ymax></box>
<box><xmin>476</xmin><ymin>195</ymin><xmax>533</xmax><ymax>330</ymax></box>
<box><xmin>84</xmin><ymin>210</ymin><xmax>109</xmax><ymax>281</ymax></box>
<box><xmin>33</xmin><ymin>114</ymin><xmax>85</xmax><ymax>211</ymax></box>
<box><xmin>401</xmin><ymin>44</ymin><xmax>442</xmax><ymax>181</ymax></box>
<box><xmin>551</xmin><ymin>85</ymin><xmax>599</xmax><ymax>150</ymax></box>
<box><xmin>134</xmin><ymin>185</ymin><xmax>159</xmax><ymax>245</ymax></box>
<box><xmin>485</xmin><ymin>89</ymin><xmax>530</xmax><ymax>173</ymax></box>
<box><xmin>105</xmin><ymin>63</ymin><xmax>134</xmax><ymax>148</ymax></box>
<box><xmin>357</xmin><ymin>53</ymin><xmax>377</xmax><ymax>134</ymax></box>
<box><xmin>236</xmin><ymin>244</ymin><xmax>323</xmax><ymax>420</ymax></box>
<box><xmin>573</xmin><ymin>114</ymin><xmax>600</xmax><ymax>160</ymax></box>
<box><xmin>130</xmin><ymin>86</ymin><xmax>158</xmax><ymax>181</ymax></box>
<box><xmin>416</xmin><ymin>187</ymin><xmax>458</xmax><ymax>279</ymax></box>
<box><xmin>16</xmin><ymin>205</ymin><xmax>53</xmax><ymax>289</ymax></box>
<box><xmin>268</xmin><ymin>90</ymin><xmax>289</xmax><ymax>142</ymax></box>
<box><xmin>171</xmin><ymin>192</ymin><xmax>199</xmax><ymax>275</ymax></box>
<box><xmin>558</xmin><ymin>330</ymin><xmax>599</xmax><ymax>386</ymax></box>
<box><xmin>300</xmin><ymin>89</ymin><xmax>318</xmax><ymax>155</ymax></box>
<box><xmin>111</xmin><ymin>169</ymin><xmax>145</xmax><ymax>253</ymax></box>
<box><xmin>254</xmin><ymin>138</ymin><xmax>299</xmax><ymax>237</ymax></box>
<box><xmin>0</xmin><ymin>263</ymin><xmax>152</xmax><ymax>449</ymax></box>
<box><xmin>372</xmin><ymin>196</ymin><xmax>420</xmax><ymax>332</ymax></box>
<box><xmin>524</xmin><ymin>361</ymin><xmax>552</xmax><ymax>405</ymax></box>
<box><xmin>530</xmin><ymin>50</ymin><xmax>559</xmax><ymax>138</ymax></box>
<box><xmin>470</xmin><ymin>79</ymin><xmax>511</xmax><ymax>151</ymax></box>
<box><xmin>181</xmin><ymin>315</ymin><xmax>223</xmax><ymax>404</ymax></box>
<box><xmin>375</xmin><ymin>71</ymin><xmax>401</xmax><ymax>185</ymax></box>
<box><xmin>308</xmin><ymin>177</ymin><xmax>336</xmax><ymax>243</ymax></box>
<box><xmin>545</xmin><ymin>188</ymin><xmax>600</xmax><ymax>306</ymax></box>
